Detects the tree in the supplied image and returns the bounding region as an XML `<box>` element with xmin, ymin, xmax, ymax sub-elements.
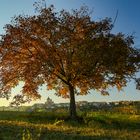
<box><xmin>136</xmin><ymin>78</ymin><xmax>140</xmax><ymax>90</ymax></box>
<box><xmin>0</xmin><ymin>3</ymin><xmax>140</xmax><ymax>119</ymax></box>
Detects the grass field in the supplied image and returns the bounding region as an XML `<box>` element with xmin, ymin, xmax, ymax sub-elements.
<box><xmin>0</xmin><ymin>108</ymin><xmax>140</xmax><ymax>140</ymax></box>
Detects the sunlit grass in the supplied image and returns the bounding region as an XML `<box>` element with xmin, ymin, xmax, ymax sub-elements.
<box><xmin>0</xmin><ymin>109</ymin><xmax>140</xmax><ymax>139</ymax></box>
<box><xmin>0</xmin><ymin>119</ymin><xmax>140</xmax><ymax>140</ymax></box>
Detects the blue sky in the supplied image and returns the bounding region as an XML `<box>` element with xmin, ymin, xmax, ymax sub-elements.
<box><xmin>0</xmin><ymin>0</ymin><xmax>140</xmax><ymax>106</ymax></box>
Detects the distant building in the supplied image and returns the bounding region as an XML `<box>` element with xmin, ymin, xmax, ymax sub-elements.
<box><xmin>77</xmin><ymin>101</ymin><xmax>88</xmax><ymax>107</ymax></box>
<box><xmin>88</xmin><ymin>102</ymin><xmax>100</xmax><ymax>107</ymax></box>
<box><xmin>31</xmin><ymin>103</ymin><xmax>44</xmax><ymax>109</ymax></box>
<box><xmin>55</xmin><ymin>103</ymin><xmax>69</xmax><ymax>108</ymax></box>
<box><xmin>114</xmin><ymin>102</ymin><xmax>119</xmax><ymax>106</ymax></box>
<box><xmin>45</xmin><ymin>97</ymin><xmax>55</xmax><ymax>109</ymax></box>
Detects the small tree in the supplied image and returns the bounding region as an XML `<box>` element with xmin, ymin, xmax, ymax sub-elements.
<box><xmin>0</xmin><ymin>3</ymin><xmax>140</xmax><ymax>119</ymax></box>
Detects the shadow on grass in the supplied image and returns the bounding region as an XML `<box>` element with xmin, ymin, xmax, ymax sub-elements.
<box><xmin>0</xmin><ymin>118</ymin><xmax>139</xmax><ymax>140</ymax></box>
<box><xmin>0</xmin><ymin>126</ymin><xmax>116</xmax><ymax>140</ymax></box>
<box><xmin>26</xmin><ymin>112</ymin><xmax>140</xmax><ymax>130</ymax></box>
<box><xmin>39</xmin><ymin>131</ymin><xmax>114</xmax><ymax>140</ymax></box>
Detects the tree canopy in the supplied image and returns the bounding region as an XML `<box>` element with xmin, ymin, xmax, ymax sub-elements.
<box><xmin>0</xmin><ymin>3</ymin><xmax>140</xmax><ymax>118</ymax></box>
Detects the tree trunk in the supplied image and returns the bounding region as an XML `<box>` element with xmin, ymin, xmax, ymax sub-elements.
<box><xmin>69</xmin><ymin>84</ymin><xmax>77</xmax><ymax>120</ymax></box>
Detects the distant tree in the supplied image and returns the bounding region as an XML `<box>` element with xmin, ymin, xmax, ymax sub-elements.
<box><xmin>136</xmin><ymin>78</ymin><xmax>140</xmax><ymax>90</ymax></box>
<box><xmin>0</xmin><ymin>2</ymin><xmax>140</xmax><ymax>119</ymax></box>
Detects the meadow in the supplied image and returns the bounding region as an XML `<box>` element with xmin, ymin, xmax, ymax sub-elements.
<box><xmin>0</xmin><ymin>104</ymin><xmax>140</xmax><ymax>140</ymax></box>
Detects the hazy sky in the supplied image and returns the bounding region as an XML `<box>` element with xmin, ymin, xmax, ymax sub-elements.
<box><xmin>0</xmin><ymin>0</ymin><xmax>140</xmax><ymax>106</ymax></box>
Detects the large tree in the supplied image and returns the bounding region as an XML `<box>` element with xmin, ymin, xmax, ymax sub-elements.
<box><xmin>0</xmin><ymin>3</ymin><xmax>140</xmax><ymax>119</ymax></box>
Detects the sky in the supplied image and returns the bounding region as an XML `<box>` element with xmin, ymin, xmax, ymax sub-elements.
<box><xmin>0</xmin><ymin>0</ymin><xmax>140</xmax><ymax>106</ymax></box>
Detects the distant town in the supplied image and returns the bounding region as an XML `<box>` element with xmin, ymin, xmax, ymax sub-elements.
<box><xmin>0</xmin><ymin>97</ymin><xmax>139</xmax><ymax>112</ymax></box>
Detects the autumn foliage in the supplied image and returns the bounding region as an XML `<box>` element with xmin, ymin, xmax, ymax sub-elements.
<box><xmin>0</xmin><ymin>2</ymin><xmax>140</xmax><ymax>118</ymax></box>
